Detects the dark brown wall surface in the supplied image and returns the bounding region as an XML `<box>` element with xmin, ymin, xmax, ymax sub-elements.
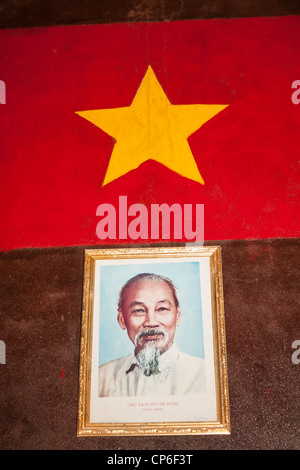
<box><xmin>0</xmin><ymin>0</ymin><xmax>300</xmax><ymax>28</ymax></box>
<box><xmin>0</xmin><ymin>239</ymin><xmax>299</xmax><ymax>450</ymax></box>
<box><xmin>0</xmin><ymin>0</ymin><xmax>299</xmax><ymax>451</ymax></box>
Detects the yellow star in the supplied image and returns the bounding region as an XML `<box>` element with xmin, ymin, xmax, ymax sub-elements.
<box><xmin>76</xmin><ymin>66</ymin><xmax>228</xmax><ymax>186</ymax></box>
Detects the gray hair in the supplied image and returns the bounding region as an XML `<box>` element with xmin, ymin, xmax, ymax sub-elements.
<box><xmin>118</xmin><ymin>273</ymin><xmax>179</xmax><ymax>311</ymax></box>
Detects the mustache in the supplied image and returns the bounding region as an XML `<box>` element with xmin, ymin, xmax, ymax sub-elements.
<box><xmin>134</xmin><ymin>328</ymin><xmax>167</xmax><ymax>345</ymax></box>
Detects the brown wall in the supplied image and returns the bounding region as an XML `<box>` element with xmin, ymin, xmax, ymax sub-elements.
<box><xmin>0</xmin><ymin>0</ymin><xmax>300</xmax><ymax>29</ymax></box>
<box><xmin>1</xmin><ymin>239</ymin><xmax>299</xmax><ymax>449</ymax></box>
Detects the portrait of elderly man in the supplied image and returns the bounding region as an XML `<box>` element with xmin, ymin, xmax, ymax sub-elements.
<box><xmin>98</xmin><ymin>273</ymin><xmax>205</xmax><ymax>397</ymax></box>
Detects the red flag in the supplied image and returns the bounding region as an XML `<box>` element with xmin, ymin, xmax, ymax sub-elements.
<box><xmin>0</xmin><ymin>16</ymin><xmax>299</xmax><ymax>250</ymax></box>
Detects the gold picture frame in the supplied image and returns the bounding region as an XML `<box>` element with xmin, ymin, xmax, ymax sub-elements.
<box><xmin>77</xmin><ymin>246</ymin><xmax>230</xmax><ymax>436</ymax></box>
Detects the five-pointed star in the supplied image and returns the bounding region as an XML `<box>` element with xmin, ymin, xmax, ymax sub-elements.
<box><xmin>76</xmin><ymin>66</ymin><xmax>228</xmax><ymax>186</ymax></box>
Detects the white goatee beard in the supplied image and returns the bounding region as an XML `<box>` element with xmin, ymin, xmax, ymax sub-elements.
<box><xmin>134</xmin><ymin>329</ymin><xmax>169</xmax><ymax>376</ymax></box>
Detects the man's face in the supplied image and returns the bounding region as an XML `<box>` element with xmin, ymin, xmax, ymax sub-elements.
<box><xmin>118</xmin><ymin>279</ymin><xmax>181</xmax><ymax>355</ymax></box>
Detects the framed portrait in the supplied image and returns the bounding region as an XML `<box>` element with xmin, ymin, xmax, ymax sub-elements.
<box><xmin>77</xmin><ymin>246</ymin><xmax>230</xmax><ymax>436</ymax></box>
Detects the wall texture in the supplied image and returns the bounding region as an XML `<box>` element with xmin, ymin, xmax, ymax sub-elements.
<box><xmin>0</xmin><ymin>239</ymin><xmax>299</xmax><ymax>449</ymax></box>
<box><xmin>0</xmin><ymin>0</ymin><xmax>300</xmax><ymax>28</ymax></box>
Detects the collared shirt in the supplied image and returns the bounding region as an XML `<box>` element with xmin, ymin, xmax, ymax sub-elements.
<box><xmin>98</xmin><ymin>343</ymin><xmax>205</xmax><ymax>397</ymax></box>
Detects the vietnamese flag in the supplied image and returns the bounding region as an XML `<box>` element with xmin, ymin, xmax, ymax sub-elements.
<box><xmin>0</xmin><ymin>15</ymin><xmax>299</xmax><ymax>251</ymax></box>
